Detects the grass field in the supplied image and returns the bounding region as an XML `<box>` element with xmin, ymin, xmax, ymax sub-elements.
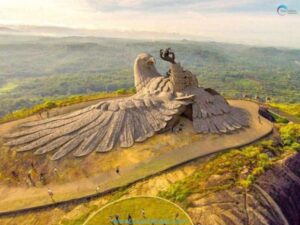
<box><xmin>0</xmin><ymin>82</ymin><xmax>18</xmax><ymax>94</ymax></box>
<box><xmin>84</xmin><ymin>197</ymin><xmax>193</xmax><ymax>225</ymax></box>
<box><xmin>0</xmin><ymin>88</ymin><xmax>134</xmax><ymax>124</ymax></box>
<box><xmin>269</xmin><ymin>103</ymin><xmax>300</xmax><ymax>119</ymax></box>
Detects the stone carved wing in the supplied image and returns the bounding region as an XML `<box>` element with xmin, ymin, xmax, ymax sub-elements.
<box><xmin>5</xmin><ymin>93</ymin><xmax>188</xmax><ymax>160</ymax></box>
<box><xmin>184</xmin><ymin>86</ymin><xmax>249</xmax><ymax>134</ymax></box>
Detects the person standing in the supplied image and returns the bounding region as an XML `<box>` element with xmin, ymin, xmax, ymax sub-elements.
<box><xmin>11</xmin><ymin>170</ymin><xmax>19</xmax><ymax>181</ymax></box>
<box><xmin>40</xmin><ymin>172</ymin><xmax>46</xmax><ymax>185</ymax></box>
<box><xmin>141</xmin><ymin>208</ymin><xmax>146</xmax><ymax>219</ymax></box>
<box><xmin>47</xmin><ymin>187</ymin><xmax>54</xmax><ymax>202</ymax></box>
<box><xmin>54</xmin><ymin>167</ymin><xmax>59</xmax><ymax>177</ymax></box>
<box><xmin>31</xmin><ymin>162</ymin><xmax>37</xmax><ymax>173</ymax></box>
<box><xmin>115</xmin><ymin>214</ymin><xmax>121</xmax><ymax>225</ymax></box>
<box><xmin>96</xmin><ymin>185</ymin><xmax>100</xmax><ymax>193</ymax></box>
<box><xmin>258</xmin><ymin>115</ymin><xmax>262</xmax><ymax>124</ymax></box>
<box><xmin>128</xmin><ymin>214</ymin><xmax>133</xmax><ymax>225</ymax></box>
<box><xmin>175</xmin><ymin>213</ymin><xmax>180</xmax><ymax>225</ymax></box>
<box><xmin>116</xmin><ymin>166</ymin><xmax>120</xmax><ymax>175</ymax></box>
<box><xmin>27</xmin><ymin>170</ymin><xmax>35</xmax><ymax>187</ymax></box>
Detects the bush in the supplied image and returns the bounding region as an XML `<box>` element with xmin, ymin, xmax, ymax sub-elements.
<box><xmin>291</xmin><ymin>142</ymin><xmax>300</xmax><ymax>152</ymax></box>
<box><xmin>269</xmin><ymin>103</ymin><xmax>300</xmax><ymax>119</ymax></box>
<box><xmin>116</xmin><ymin>88</ymin><xmax>127</xmax><ymax>95</ymax></box>
<box><xmin>240</xmin><ymin>179</ymin><xmax>252</xmax><ymax>188</ymax></box>
<box><xmin>280</xmin><ymin>124</ymin><xmax>300</xmax><ymax>146</ymax></box>
<box><xmin>158</xmin><ymin>181</ymin><xmax>191</xmax><ymax>202</ymax></box>
<box><xmin>0</xmin><ymin>89</ymin><xmax>134</xmax><ymax>124</ymax></box>
<box><xmin>252</xmin><ymin>167</ymin><xmax>264</xmax><ymax>176</ymax></box>
<box><xmin>43</xmin><ymin>101</ymin><xmax>57</xmax><ymax>109</ymax></box>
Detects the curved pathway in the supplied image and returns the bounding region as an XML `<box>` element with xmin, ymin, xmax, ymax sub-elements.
<box><xmin>0</xmin><ymin>100</ymin><xmax>273</xmax><ymax>215</ymax></box>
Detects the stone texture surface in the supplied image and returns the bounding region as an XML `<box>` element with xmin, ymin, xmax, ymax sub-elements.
<box><xmin>5</xmin><ymin>53</ymin><xmax>249</xmax><ymax>160</ymax></box>
<box><xmin>189</xmin><ymin>153</ymin><xmax>300</xmax><ymax>225</ymax></box>
<box><xmin>0</xmin><ymin>100</ymin><xmax>272</xmax><ymax>213</ymax></box>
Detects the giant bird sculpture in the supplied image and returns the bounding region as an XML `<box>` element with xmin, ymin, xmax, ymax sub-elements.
<box><xmin>5</xmin><ymin>49</ymin><xmax>248</xmax><ymax>160</ymax></box>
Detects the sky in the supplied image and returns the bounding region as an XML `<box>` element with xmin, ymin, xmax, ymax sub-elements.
<box><xmin>0</xmin><ymin>0</ymin><xmax>300</xmax><ymax>48</ymax></box>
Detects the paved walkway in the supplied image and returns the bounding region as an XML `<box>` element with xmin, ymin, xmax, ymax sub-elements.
<box><xmin>0</xmin><ymin>100</ymin><xmax>273</xmax><ymax>214</ymax></box>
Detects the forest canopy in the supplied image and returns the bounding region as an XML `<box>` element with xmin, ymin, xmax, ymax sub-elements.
<box><xmin>0</xmin><ymin>35</ymin><xmax>299</xmax><ymax>117</ymax></box>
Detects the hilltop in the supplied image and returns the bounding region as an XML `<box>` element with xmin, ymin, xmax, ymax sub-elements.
<box><xmin>0</xmin><ymin>35</ymin><xmax>299</xmax><ymax>117</ymax></box>
<box><xmin>0</xmin><ymin>100</ymin><xmax>299</xmax><ymax>225</ymax></box>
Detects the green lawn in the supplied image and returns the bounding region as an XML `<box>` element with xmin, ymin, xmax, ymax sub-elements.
<box><xmin>269</xmin><ymin>103</ymin><xmax>300</xmax><ymax>119</ymax></box>
<box><xmin>84</xmin><ymin>197</ymin><xmax>193</xmax><ymax>225</ymax></box>
<box><xmin>0</xmin><ymin>82</ymin><xmax>18</xmax><ymax>94</ymax></box>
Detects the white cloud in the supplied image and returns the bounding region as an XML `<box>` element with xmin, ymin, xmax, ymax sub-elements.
<box><xmin>0</xmin><ymin>0</ymin><xmax>299</xmax><ymax>48</ymax></box>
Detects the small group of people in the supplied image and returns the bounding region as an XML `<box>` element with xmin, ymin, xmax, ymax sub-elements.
<box><xmin>109</xmin><ymin>209</ymin><xmax>145</xmax><ymax>225</ymax></box>
<box><xmin>11</xmin><ymin>162</ymin><xmax>59</xmax><ymax>187</ymax></box>
<box><xmin>109</xmin><ymin>214</ymin><xmax>133</xmax><ymax>225</ymax></box>
<box><xmin>96</xmin><ymin>166</ymin><xmax>121</xmax><ymax>193</ymax></box>
<box><xmin>108</xmin><ymin>211</ymin><xmax>182</xmax><ymax>225</ymax></box>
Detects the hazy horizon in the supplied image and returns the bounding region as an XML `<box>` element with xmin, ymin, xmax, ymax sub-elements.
<box><xmin>0</xmin><ymin>0</ymin><xmax>300</xmax><ymax>48</ymax></box>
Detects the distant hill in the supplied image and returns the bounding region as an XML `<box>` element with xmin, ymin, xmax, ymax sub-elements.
<box><xmin>0</xmin><ymin>34</ymin><xmax>299</xmax><ymax>117</ymax></box>
<box><xmin>0</xmin><ymin>25</ymin><xmax>208</xmax><ymax>41</ymax></box>
<box><xmin>0</xmin><ymin>26</ymin><xmax>19</xmax><ymax>33</ymax></box>
<box><xmin>0</xmin><ymin>27</ymin><xmax>13</xmax><ymax>31</ymax></box>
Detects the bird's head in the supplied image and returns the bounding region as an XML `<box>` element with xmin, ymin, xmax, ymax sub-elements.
<box><xmin>135</xmin><ymin>53</ymin><xmax>156</xmax><ymax>70</ymax></box>
<box><xmin>134</xmin><ymin>53</ymin><xmax>161</xmax><ymax>91</ymax></box>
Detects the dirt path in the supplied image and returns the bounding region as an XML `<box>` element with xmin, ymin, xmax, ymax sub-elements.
<box><xmin>0</xmin><ymin>100</ymin><xmax>273</xmax><ymax>214</ymax></box>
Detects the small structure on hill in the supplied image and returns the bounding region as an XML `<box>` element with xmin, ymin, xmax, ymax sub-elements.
<box><xmin>258</xmin><ymin>106</ymin><xmax>276</xmax><ymax>122</ymax></box>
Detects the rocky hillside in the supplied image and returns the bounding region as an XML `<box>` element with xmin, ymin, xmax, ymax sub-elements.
<box><xmin>188</xmin><ymin>149</ymin><xmax>300</xmax><ymax>225</ymax></box>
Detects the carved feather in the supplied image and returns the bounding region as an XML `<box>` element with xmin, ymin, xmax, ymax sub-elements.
<box><xmin>184</xmin><ymin>86</ymin><xmax>249</xmax><ymax>134</ymax></box>
<box><xmin>5</xmin><ymin>52</ymin><xmax>249</xmax><ymax>160</ymax></box>
<box><xmin>6</xmin><ymin>78</ymin><xmax>186</xmax><ymax>159</ymax></box>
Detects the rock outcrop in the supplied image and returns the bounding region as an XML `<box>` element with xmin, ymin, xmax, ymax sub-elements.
<box><xmin>189</xmin><ymin>152</ymin><xmax>300</xmax><ymax>225</ymax></box>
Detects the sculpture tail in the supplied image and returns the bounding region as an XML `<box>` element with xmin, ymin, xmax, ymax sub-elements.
<box><xmin>184</xmin><ymin>86</ymin><xmax>249</xmax><ymax>134</ymax></box>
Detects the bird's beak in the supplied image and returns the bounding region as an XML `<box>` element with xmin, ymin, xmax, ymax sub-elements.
<box><xmin>147</xmin><ymin>57</ymin><xmax>156</xmax><ymax>65</ymax></box>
